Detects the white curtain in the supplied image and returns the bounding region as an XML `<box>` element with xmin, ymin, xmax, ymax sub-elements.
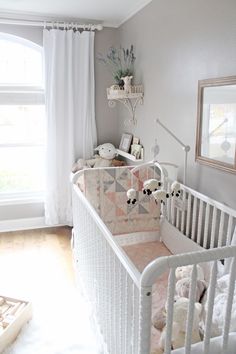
<box><xmin>43</xmin><ymin>29</ymin><xmax>97</xmax><ymax>225</ymax></box>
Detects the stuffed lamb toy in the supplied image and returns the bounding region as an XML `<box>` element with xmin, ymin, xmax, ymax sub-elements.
<box><xmin>72</xmin><ymin>143</ymin><xmax>117</xmax><ymax>172</ymax></box>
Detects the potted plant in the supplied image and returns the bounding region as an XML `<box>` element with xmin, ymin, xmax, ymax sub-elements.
<box><xmin>97</xmin><ymin>45</ymin><xmax>136</xmax><ymax>87</ymax></box>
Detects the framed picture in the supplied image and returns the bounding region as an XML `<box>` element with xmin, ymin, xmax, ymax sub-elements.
<box><xmin>119</xmin><ymin>133</ymin><xmax>133</xmax><ymax>152</ymax></box>
<box><xmin>131</xmin><ymin>144</ymin><xmax>142</xmax><ymax>159</ymax></box>
<box><xmin>132</xmin><ymin>136</ymin><xmax>140</xmax><ymax>145</ymax></box>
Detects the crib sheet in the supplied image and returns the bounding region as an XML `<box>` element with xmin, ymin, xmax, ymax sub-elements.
<box><xmin>122</xmin><ymin>240</ymin><xmax>172</xmax><ymax>352</ymax></box>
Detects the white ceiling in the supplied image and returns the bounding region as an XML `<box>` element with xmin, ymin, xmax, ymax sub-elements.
<box><xmin>0</xmin><ymin>0</ymin><xmax>152</xmax><ymax>27</ymax></box>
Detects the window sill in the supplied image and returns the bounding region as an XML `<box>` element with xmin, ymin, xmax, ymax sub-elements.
<box><xmin>0</xmin><ymin>195</ymin><xmax>44</xmax><ymax>206</ymax></box>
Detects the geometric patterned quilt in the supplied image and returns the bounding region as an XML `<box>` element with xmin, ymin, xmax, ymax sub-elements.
<box><xmin>76</xmin><ymin>165</ymin><xmax>161</xmax><ymax>235</ymax></box>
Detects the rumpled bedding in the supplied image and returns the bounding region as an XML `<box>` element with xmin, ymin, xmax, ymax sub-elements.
<box><xmin>172</xmin><ymin>332</ymin><xmax>236</xmax><ymax>354</ymax></box>
<box><xmin>201</xmin><ymin>273</ymin><xmax>236</xmax><ymax>338</ymax></box>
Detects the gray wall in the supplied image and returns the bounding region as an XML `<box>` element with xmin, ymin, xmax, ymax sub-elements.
<box><xmin>95</xmin><ymin>28</ymin><xmax>119</xmax><ymax>146</ymax></box>
<box><xmin>118</xmin><ymin>0</ymin><xmax>236</xmax><ymax>209</ymax></box>
<box><xmin>0</xmin><ymin>24</ymin><xmax>118</xmax><ymax>221</ymax></box>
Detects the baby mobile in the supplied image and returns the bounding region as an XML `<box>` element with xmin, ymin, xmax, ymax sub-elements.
<box><xmin>127</xmin><ymin>179</ymin><xmax>181</xmax><ymax>206</ymax></box>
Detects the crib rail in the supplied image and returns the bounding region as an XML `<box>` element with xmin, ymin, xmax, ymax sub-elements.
<box><xmin>72</xmin><ymin>168</ymin><xmax>236</xmax><ymax>354</ymax></box>
<box><xmin>72</xmin><ymin>180</ymin><xmax>142</xmax><ymax>354</ymax></box>
<box><xmin>141</xmin><ymin>245</ymin><xmax>236</xmax><ymax>354</ymax></box>
<box><xmin>165</xmin><ymin>182</ymin><xmax>236</xmax><ymax>249</ymax></box>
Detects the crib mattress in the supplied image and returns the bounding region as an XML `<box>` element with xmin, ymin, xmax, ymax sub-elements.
<box><xmin>122</xmin><ymin>240</ymin><xmax>171</xmax><ymax>272</ymax></box>
<box><xmin>122</xmin><ymin>240</ymin><xmax>172</xmax><ymax>353</ymax></box>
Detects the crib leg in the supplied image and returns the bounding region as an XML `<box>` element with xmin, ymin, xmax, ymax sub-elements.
<box><xmin>138</xmin><ymin>286</ymin><xmax>152</xmax><ymax>354</ymax></box>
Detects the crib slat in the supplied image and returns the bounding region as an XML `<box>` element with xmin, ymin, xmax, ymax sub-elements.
<box><xmin>191</xmin><ymin>197</ymin><xmax>198</xmax><ymax>241</ymax></box>
<box><xmin>121</xmin><ymin>267</ymin><xmax>126</xmax><ymax>352</ymax></box>
<box><xmin>132</xmin><ymin>285</ymin><xmax>139</xmax><ymax>354</ymax></box>
<box><xmin>115</xmin><ymin>257</ymin><xmax>121</xmax><ymax>354</ymax></box>
<box><xmin>127</xmin><ymin>277</ymin><xmax>133</xmax><ymax>354</ymax></box>
<box><xmin>197</xmin><ymin>200</ymin><xmax>204</xmax><ymax>245</ymax></box>
<box><xmin>165</xmin><ymin>269</ymin><xmax>176</xmax><ymax>354</ymax></box>
<box><xmin>222</xmin><ymin>257</ymin><xmax>236</xmax><ymax>352</ymax></box>
<box><xmin>123</xmin><ymin>270</ymin><xmax>127</xmax><ymax>354</ymax></box>
<box><xmin>116</xmin><ymin>262</ymin><xmax>124</xmax><ymax>354</ymax></box>
<box><xmin>176</xmin><ymin>208</ymin><xmax>180</xmax><ymax>230</ymax></box>
<box><xmin>167</xmin><ymin>181</ymin><xmax>172</xmax><ymax>222</ymax></box>
<box><xmin>203</xmin><ymin>204</ymin><xmax>210</xmax><ymax>248</ymax></box>
<box><xmin>138</xmin><ymin>286</ymin><xmax>152</xmax><ymax>354</ymax></box>
<box><xmin>103</xmin><ymin>242</ymin><xmax>109</xmax><ymax>346</ymax></box>
<box><xmin>171</xmin><ymin>194</ymin><xmax>176</xmax><ymax>226</ymax></box>
<box><xmin>107</xmin><ymin>247</ymin><xmax>113</xmax><ymax>352</ymax></box>
<box><xmin>210</xmin><ymin>207</ymin><xmax>217</xmax><ymax>248</ymax></box>
<box><xmin>181</xmin><ymin>189</ymin><xmax>186</xmax><ymax>233</ymax></box>
<box><xmin>204</xmin><ymin>261</ymin><xmax>217</xmax><ymax>354</ymax></box>
<box><xmin>226</xmin><ymin>215</ymin><xmax>233</xmax><ymax>246</ymax></box>
<box><xmin>185</xmin><ymin>265</ymin><xmax>197</xmax><ymax>353</ymax></box>
<box><xmin>218</xmin><ymin>211</ymin><xmax>225</xmax><ymax>247</ymax></box>
<box><xmin>186</xmin><ymin>193</ymin><xmax>192</xmax><ymax>237</ymax></box>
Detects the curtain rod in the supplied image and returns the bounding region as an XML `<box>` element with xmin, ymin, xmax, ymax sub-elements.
<box><xmin>0</xmin><ymin>18</ymin><xmax>103</xmax><ymax>31</ymax></box>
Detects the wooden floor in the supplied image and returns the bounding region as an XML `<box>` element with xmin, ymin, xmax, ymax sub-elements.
<box><xmin>0</xmin><ymin>227</ymin><xmax>101</xmax><ymax>353</ymax></box>
<box><xmin>0</xmin><ymin>227</ymin><xmax>74</xmax><ymax>301</ymax></box>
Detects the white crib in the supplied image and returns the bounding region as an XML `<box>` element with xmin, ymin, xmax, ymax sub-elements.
<box><xmin>71</xmin><ymin>165</ymin><xmax>236</xmax><ymax>354</ymax></box>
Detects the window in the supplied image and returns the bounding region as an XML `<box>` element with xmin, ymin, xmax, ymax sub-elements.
<box><xmin>0</xmin><ymin>33</ymin><xmax>45</xmax><ymax>203</ymax></box>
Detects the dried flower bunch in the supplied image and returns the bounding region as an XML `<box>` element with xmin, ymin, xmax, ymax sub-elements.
<box><xmin>97</xmin><ymin>45</ymin><xmax>136</xmax><ymax>86</ymax></box>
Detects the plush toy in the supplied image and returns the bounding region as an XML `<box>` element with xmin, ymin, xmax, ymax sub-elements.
<box><xmin>175</xmin><ymin>265</ymin><xmax>205</xmax><ymax>282</ymax></box>
<box><xmin>152</xmin><ymin>190</ymin><xmax>168</xmax><ymax>205</ymax></box>
<box><xmin>152</xmin><ymin>305</ymin><xmax>167</xmax><ymax>331</ymax></box>
<box><xmin>175</xmin><ymin>278</ymin><xmax>207</xmax><ymax>303</ymax></box>
<box><xmin>151</xmin><ymin>181</ymin><xmax>181</xmax><ymax>205</ymax></box>
<box><xmin>121</xmin><ymin>75</ymin><xmax>133</xmax><ymax>94</ymax></box>
<box><xmin>159</xmin><ymin>297</ymin><xmax>202</xmax><ymax>351</ymax></box>
<box><xmin>72</xmin><ymin>143</ymin><xmax>117</xmax><ymax>172</ymax></box>
<box><xmin>143</xmin><ymin>179</ymin><xmax>162</xmax><ymax>196</ymax></box>
<box><xmin>171</xmin><ymin>181</ymin><xmax>181</xmax><ymax>197</ymax></box>
<box><xmin>126</xmin><ymin>188</ymin><xmax>137</xmax><ymax>205</ymax></box>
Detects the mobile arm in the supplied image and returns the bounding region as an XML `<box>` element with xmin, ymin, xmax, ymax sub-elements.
<box><xmin>155</xmin><ymin>118</ymin><xmax>190</xmax><ymax>185</ymax></box>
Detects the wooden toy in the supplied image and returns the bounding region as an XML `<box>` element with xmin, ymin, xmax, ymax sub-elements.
<box><xmin>0</xmin><ymin>295</ymin><xmax>32</xmax><ymax>352</ymax></box>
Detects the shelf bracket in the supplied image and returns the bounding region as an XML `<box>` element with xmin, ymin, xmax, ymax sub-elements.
<box><xmin>107</xmin><ymin>85</ymin><xmax>144</xmax><ymax>126</ymax></box>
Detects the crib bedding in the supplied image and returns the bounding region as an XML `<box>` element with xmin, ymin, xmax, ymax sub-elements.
<box><xmin>122</xmin><ymin>240</ymin><xmax>172</xmax><ymax>272</ymax></box>
<box><xmin>122</xmin><ymin>240</ymin><xmax>172</xmax><ymax>352</ymax></box>
<box><xmin>75</xmin><ymin>165</ymin><xmax>161</xmax><ymax>234</ymax></box>
<box><xmin>123</xmin><ymin>240</ymin><xmax>236</xmax><ymax>353</ymax></box>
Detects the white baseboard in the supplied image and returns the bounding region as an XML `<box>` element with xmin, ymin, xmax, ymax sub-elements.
<box><xmin>0</xmin><ymin>217</ymin><xmax>47</xmax><ymax>232</ymax></box>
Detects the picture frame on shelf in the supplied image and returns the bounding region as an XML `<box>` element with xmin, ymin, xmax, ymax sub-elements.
<box><xmin>132</xmin><ymin>136</ymin><xmax>140</xmax><ymax>145</ymax></box>
<box><xmin>131</xmin><ymin>144</ymin><xmax>142</xmax><ymax>159</ymax></box>
<box><xmin>119</xmin><ymin>133</ymin><xmax>133</xmax><ymax>152</ymax></box>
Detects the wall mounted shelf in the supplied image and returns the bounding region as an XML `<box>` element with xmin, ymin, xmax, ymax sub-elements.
<box><xmin>107</xmin><ymin>85</ymin><xmax>144</xmax><ymax>125</ymax></box>
<box><xmin>116</xmin><ymin>148</ymin><xmax>144</xmax><ymax>162</ymax></box>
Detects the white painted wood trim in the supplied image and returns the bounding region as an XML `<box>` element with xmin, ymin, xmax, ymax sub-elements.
<box><xmin>115</xmin><ymin>230</ymin><xmax>160</xmax><ymax>246</ymax></box>
<box><xmin>0</xmin><ymin>217</ymin><xmax>49</xmax><ymax>232</ymax></box>
<box><xmin>117</xmin><ymin>0</ymin><xmax>153</xmax><ymax>27</ymax></box>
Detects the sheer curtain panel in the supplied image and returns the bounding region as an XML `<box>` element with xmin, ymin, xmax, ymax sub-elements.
<box><xmin>43</xmin><ymin>29</ymin><xmax>97</xmax><ymax>225</ymax></box>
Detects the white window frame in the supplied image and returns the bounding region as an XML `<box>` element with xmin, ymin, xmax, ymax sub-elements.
<box><xmin>0</xmin><ymin>33</ymin><xmax>45</xmax><ymax>205</ymax></box>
